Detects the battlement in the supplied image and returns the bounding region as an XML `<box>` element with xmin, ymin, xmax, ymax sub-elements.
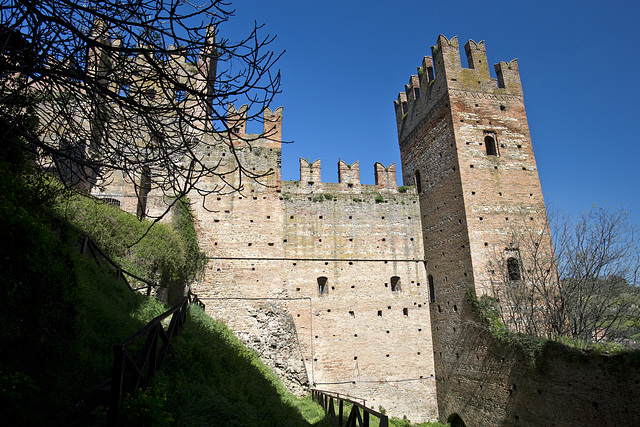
<box><xmin>338</xmin><ymin>160</ymin><xmax>360</xmax><ymax>191</ymax></box>
<box><xmin>227</xmin><ymin>104</ymin><xmax>248</xmax><ymax>136</ymax></box>
<box><xmin>224</xmin><ymin>104</ymin><xmax>283</xmax><ymax>148</ymax></box>
<box><xmin>295</xmin><ymin>159</ymin><xmax>404</xmax><ymax>194</ymax></box>
<box><xmin>394</xmin><ymin>35</ymin><xmax>523</xmax><ymax>135</ymax></box>
<box><xmin>85</xmin><ymin>20</ymin><xmax>217</xmax><ymax>130</ymax></box>
<box><xmin>374</xmin><ymin>162</ymin><xmax>398</xmax><ymax>192</ymax></box>
<box><xmin>300</xmin><ymin>158</ymin><xmax>321</xmax><ymax>186</ymax></box>
<box><xmin>263</xmin><ymin>106</ymin><xmax>283</xmax><ymax>141</ymax></box>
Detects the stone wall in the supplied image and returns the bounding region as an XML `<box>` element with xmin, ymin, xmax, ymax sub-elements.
<box><xmin>437</xmin><ymin>315</ymin><xmax>640</xmax><ymax>426</ymax></box>
<box><xmin>185</xmin><ymin>128</ymin><xmax>439</xmax><ymax>421</ymax></box>
<box><xmin>280</xmin><ymin>179</ymin><xmax>437</xmax><ymax>421</ymax></box>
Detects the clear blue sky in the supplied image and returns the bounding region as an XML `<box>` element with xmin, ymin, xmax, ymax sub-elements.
<box><xmin>223</xmin><ymin>0</ymin><xmax>640</xmax><ymax>228</ymax></box>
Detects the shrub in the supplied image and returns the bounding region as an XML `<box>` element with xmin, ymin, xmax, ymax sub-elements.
<box><xmin>121</xmin><ymin>381</ymin><xmax>174</xmax><ymax>427</ymax></box>
<box><xmin>55</xmin><ymin>192</ymin><xmax>204</xmax><ymax>303</ymax></box>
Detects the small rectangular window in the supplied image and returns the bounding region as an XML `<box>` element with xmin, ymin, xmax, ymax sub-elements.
<box><xmin>391</xmin><ymin>276</ymin><xmax>401</xmax><ymax>292</ymax></box>
<box><xmin>317</xmin><ymin>277</ymin><xmax>328</xmax><ymax>295</ymax></box>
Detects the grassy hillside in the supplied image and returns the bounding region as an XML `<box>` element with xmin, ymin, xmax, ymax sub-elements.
<box><xmin>0</xmin><ymin>160</ymin><xmax>167</xmax><ymax>423</ymax></box>
<box><xmin>121</xmin><ymin>306</ymin><xmax>329</xmax><ymax>426</ymax></box>
<box><xmin>0</xmin><ymin>155</ymin><xmax>330</xmax><ymax>424</ymax></box>
<box><xmin>54</xmin><ymin>191</ymin><xmax>205</xmax><ymax>305</ymax></box>
<box><xmin>0</xmin><ymin>153</ymin><xmax>446</xmax><ymax>425</ymax></box>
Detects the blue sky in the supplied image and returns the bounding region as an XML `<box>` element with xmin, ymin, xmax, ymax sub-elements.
<box><xmin>224</xmin><ymin>0</ymin><xmax>639</xmax><ymax>227</ymax></box>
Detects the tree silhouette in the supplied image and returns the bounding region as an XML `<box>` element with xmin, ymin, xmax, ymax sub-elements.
<box><xmin>1</xmin><ymin>0</ymin><xmax>281</xmax><ymax>217</ymax></box>
<box><xmin>487</xmin><ymin>205</ymin><xmax>640</xmax><ymax>342</ymax></box>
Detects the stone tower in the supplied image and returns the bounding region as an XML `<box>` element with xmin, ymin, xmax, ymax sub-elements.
<box><xmin>394</xmin><ymin>35</ymin><xmax>551</xmax><ymax>421</ymax></box>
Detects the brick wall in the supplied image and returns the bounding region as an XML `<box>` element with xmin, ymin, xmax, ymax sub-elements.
<box><xmin>186</xmin><ymin>128</ymin><xmax>439</xmax><ymax>420</ymax></box>
<box><xmin>395</xmin><ymin>35</ymin><xmax>640</xmax><ymax>426</ymax></box>
<box><xmin>436</xmin><ymin>316</ymin><xmax>640</xmax><ymax>426</ymax></box>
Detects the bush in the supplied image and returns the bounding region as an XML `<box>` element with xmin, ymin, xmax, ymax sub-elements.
<box><xmin>121</xmin><ymin>381</ymin><xmax>174</xmax><ymax>426</ymax></box>
<box><xmin>55</xmin><ymin>193</ymin><xmax>204</xmax><ymax>303</ymax></box>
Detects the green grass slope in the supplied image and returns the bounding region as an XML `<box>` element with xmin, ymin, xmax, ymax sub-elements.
<box><xmin>0</xmin><ymin>158</ymin><xmax>330</xmax><ymax>425</ymax></box>
<box><xmin>131</xmin><ymin>306</ymin><xmax>329</xmax><ymax>426</ymax></box>
<box><xmin>0</xmin><ymin>155</ymin><xmax>441</xmax><ymax>426</ymax></box>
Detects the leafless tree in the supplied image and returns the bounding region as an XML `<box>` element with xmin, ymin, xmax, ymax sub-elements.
<box><xmin>0</xmin><ymin>0</ymin><xmax>281</xmax><ymax>217</ymax></box>
<box><xmin>487</xmin><ymin>205</ymin><xmax>640</xmax><ymax>342</ymax></box>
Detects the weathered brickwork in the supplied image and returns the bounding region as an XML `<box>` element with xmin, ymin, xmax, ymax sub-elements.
<box><xmin>395</xmin><ymin>35</ymin><xmax>639</xmax><ymax>425</ymax></box>
<box><xmin>279</xmin><ymin>176</ymin><xmax>436</xmax><ymax>420</ymax></box>
<box><xmin>85</xmin><ymin>32</ymin><xmax>640</xmax><ymax>425</ymax></box>
<box><xmin>132</xmin><ymin>111</ymin><xmax>439</xmax><ymax>418</ymax></box>
<box><xmin>434</xmin><ymin>317</ymin><xmax>640</xmax><ymax>426</ymax></box>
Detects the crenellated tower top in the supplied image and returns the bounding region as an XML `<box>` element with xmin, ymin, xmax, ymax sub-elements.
<box><xmin>224</xmin><ymin>104</ymin><xmax>283</xmax><ymax>147</ymax></box>
<box><xmin>394</xmin><ymin>35</ymin><xmax>522</xmax><ymax>142</ymax></box>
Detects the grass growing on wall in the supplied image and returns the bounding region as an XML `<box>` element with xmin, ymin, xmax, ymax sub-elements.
<box><xmin>55</xmin><ymin>192</ymin><xmax>204</xmax><ymax>303</ymax></box>
<box><xmin>466</xmin><ymin>289</ymin><xmax>640</xmax><ymax>368</ymax></box>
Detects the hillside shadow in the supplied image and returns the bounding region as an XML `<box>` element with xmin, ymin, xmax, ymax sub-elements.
<box><xmin>159</xmin><ymin>306</ymin><xmax>331</xmax><ymax>426</ymax></box>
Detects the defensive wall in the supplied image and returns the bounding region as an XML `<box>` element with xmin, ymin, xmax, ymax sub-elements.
<box><xmin>435</xmin><ymin>314</ymin><xmax>640</xmax><ymax>426</ymax></box>
<box><xmin>185</xmin><ymin>120</ymin><xmax>438</xmax><ymax>419</ymax></box>
<box><xmin>394</xmin><ymin>35</ymin><xmax>640</xmax><ymax>425</ymax></box>
<box><xmin>80</xmin><ymin>30</ymin><xmax>640</xmax><ymax>424</ymax></box>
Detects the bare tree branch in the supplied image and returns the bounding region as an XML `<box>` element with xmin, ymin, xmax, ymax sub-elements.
<box><xmin>1</xmin><ymin>0</ymin><xmax>282</xmax><ymax>217</ymax></box>
<box><xmin>487</xmin><ymin>205</ymin><xmax>640</xmax><ymax>343</ymax></box>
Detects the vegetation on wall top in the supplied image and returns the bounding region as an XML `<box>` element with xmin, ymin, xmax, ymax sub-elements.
<box><xmin>54</xmin><ymin>193</ymin><xmax>205</xmax><ymax>304</ymax></box>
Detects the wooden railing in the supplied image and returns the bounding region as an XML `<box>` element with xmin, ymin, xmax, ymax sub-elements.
<box><xmin>74</xmin><ymin>230</ymin><xmax>205</xmax><ymax>425</ymax></box>
<box><xmin>107</xmin><ymin>290</ymin><xmax>205</xmax><ymax>426</ymax></box>
<box><xmin>80</xmin><ymin>234</ymin><xmax>155</xmax><ymax>295</ymax></box>
<box><xmin>312</xmin><ymin>388</ymin><xmax>389</xmax><ymax>427</ymax></box>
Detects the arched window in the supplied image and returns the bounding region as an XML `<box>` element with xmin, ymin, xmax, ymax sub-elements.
<box><xmin>447</xmin><ymin>413</ymin><xmax>467</xmax><ymax>427</ymax></box>
<box><xmin>415</xmin><ymin>170</ymin><xmax>422</xmax><ymax>193</ymax></box>
<box><xmin>507</xmin><ymin>258</ymin><xmax>521</xmax><ymax>281</ymax></box>
<box><xmin>485</xmin><ymin>135</ymin><xmax>498</xmax><ymax>156</ymax></box>
<box><xmin>391</xmin><ymin>276</ymin><xmax>401</xmax><ymax>292</ymax></box>
<box><xmin>317</xmin><ymin>277</ymin><xmax>328</xmax><ymax>295</ymax></box>
<box><xmin>428</xmin><ymin>274</ymin><xmax>435</xmax><ymax>303</ymax></box>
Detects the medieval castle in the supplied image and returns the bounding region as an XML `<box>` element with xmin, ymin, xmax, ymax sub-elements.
<box><xmin>84</xmin><ymin>35</ymin><xmax>640</xmax><ymax>425</ymax></box>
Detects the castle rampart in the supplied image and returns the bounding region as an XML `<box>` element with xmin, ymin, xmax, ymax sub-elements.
<box><xmin>392</xmin><ymin>36</ymin><xmax>640</xmax><ymax>426</ymax></box>
<box><xmin>167</xmin><ymin>105</ymin><xmax>439</xmax><ymax>419</ymax></box>
<box><xmin>67</xmin><ymin>29</ymin><xmax>640</xmax><ymax>425</ymax></box>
